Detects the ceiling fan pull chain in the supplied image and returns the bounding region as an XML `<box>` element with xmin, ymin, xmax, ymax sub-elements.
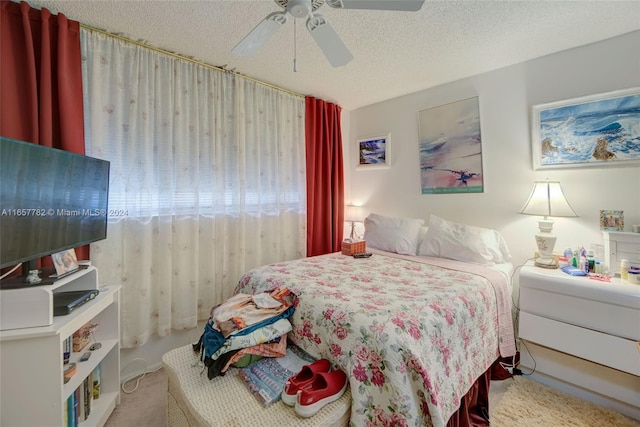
<box><xmin>293</xmin><ymin>18</ymin><xmax>297</xmax><ymax>72</ymax></box>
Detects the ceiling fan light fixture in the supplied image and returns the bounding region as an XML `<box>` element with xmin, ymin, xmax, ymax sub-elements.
<box><xmin>286</xmin><ymin>0</ymin><xmax>313</xmax><ymax>18</ymax></box>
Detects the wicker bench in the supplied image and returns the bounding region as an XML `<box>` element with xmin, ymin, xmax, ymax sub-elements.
<box><xmin>162</xmin><ymin>345</ymin><xmax>351</xmax><ymax>426</ymax></box>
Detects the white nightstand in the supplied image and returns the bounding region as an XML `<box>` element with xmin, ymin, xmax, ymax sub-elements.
<box><xmin>518</xmin><ymin>263</ymin><xmax>640</xmax><ymax>421</ymax></box>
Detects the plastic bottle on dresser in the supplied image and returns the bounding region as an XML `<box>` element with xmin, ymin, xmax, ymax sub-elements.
<box><xmin>628</xmin><ymin>267</ymin><xmax>640</xmax><ymax>285</ymax></box>
<box><xmin>620</xmin><ymin>259</ymin><xmax>630</xmax><ymax>280</ymax></box>
<box><xmin>586</xmin><ymin>250</ymin><xmax>595</xmax><ymax>273</ymax></box>
<box><xmin>563</xmin><ymin>248</ymin><xmax>573</xmax><ymax>264</ymax></box>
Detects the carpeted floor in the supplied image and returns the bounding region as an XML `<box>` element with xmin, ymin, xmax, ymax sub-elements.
<box><xmin>104</xmin><ymin>369</ymin><xmax>639</xmax><ymax>427</ymax></box>
<box><xmin>104</xmin><ymin>368</ymin><xmax>167</xmax><ymax>427</ymax></box>
<box><xmin>491</xmin><ymin>376</ymin><xmax>640</xmax><ymax>427</ymax></box>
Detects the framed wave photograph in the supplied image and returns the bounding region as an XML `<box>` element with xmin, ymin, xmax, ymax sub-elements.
<box><xmin>356</xmin><ymin>134</ymin><xmax>390</xmax><ymax>170</ymax></box>
<box><xmin>532</xmin><ymin>87</ymin><xmax>640</xmax><ymax>170</ymax></box>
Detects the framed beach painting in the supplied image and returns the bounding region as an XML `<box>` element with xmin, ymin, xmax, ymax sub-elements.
<box><xmin>418</xmin><ymin>96</ymin><xmax>484</xmax><ymax>194</ymax></box>
<box><xmin>532</xmin><ymin>87</ymin><xmax>640</xmax><ymax>170</ymax></box>
<box><xmin>356</xmin><ymin>134</ymin><xmax>390</xmax><ymax>170</ymax></box>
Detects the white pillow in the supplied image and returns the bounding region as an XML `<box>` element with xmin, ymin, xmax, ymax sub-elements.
<box><xmin>418</xmin><ymin>214</ymin><xmax>511</xmax><ymax>264</ymax></box>
<box><xmin>364</xmin><ymin>213</ymin><xmax>424</xmax><ymax>255</ymax></box>
<box><xmin>416</xmin><ymin>225</ymin><xmax>429</xmax><ymax>254</ymax></box>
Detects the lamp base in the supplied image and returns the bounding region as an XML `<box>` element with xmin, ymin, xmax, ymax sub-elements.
<box><xmin>534</xmin><ymin>232</ymin><xmax>558</xmax><ymax>269</ymax></box>
<box><xmin>534</xmin><ymin>258</ymin><xmax>558</xmax><ymax>269</ymax></box>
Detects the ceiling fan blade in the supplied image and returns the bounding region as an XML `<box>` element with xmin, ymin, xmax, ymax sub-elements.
<box><xmin>306</xmin><ymin>14</ymin><xmax>353</xmax><ymax>67</ymax></box>
<box><xmin>232</xmin><ymin>12</ymin><xmax>288</xmax><ymax>56</ymax></box>
<box><xmin>325</xmin><ymin>0</ymin><xmax>424</xmax><ymax>11</ymax></box>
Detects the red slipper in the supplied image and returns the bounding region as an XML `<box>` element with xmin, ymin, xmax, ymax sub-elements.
<box><xmin>294</xmin><ymin>370</ymin><xmax>348</xmax><ymax>417</ymax></box>
<box><xmin>281</xmin><ymin>359</ymin><xmax>331</xmax><ymax>406</ymax></box>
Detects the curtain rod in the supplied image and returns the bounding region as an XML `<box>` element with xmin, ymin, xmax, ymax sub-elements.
<box><xmin>80</xmin><ymin>23</ymin><xmax>306</xmax><ymax>100</ymax></box>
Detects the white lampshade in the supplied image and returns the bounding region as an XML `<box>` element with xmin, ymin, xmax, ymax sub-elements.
<box><xmin>519</xmin><ymin>180</ymin><xmax>577</xmax><ymax>268</ymax></box>
<box><xmin>345</xmin><ymin>205</ymin><xmax>364</xmax><ymax>223</ymax></box>
<box><xmin>519</xmin><ymin>180</ymin><xmax>577</xmax><ymax>219</ymax></box>
<box><xmin>345</xmin><ymin>204</ymin><xmax>364</xmax><ymax>240</ymax></box>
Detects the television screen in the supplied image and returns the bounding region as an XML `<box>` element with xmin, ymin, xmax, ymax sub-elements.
<box><xmin>0</xmin><ymin>137</ymin><xmax>110</xmax><ymax>269</ymax></box>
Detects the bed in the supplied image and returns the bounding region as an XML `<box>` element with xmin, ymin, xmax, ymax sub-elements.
<box><xmin>233</xmin><ymin>214</ymin><xmax>517</xmax><ymax>427</ymax></box>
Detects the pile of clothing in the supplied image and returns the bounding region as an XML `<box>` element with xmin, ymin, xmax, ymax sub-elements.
<box><xmin>193</xmin><ymin>287</ymin><xmax>297</xmax><ymax>379</ymax></box>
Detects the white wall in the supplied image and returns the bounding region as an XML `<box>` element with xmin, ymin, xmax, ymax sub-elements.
<box><xmin>344</xmin><ymin>31</ymin><xmax>640</xmax><ymax>268</ymax></box>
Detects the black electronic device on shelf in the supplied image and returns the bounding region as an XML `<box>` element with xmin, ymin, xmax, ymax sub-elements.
<box><xmin>53</xmin><ymin>289</ymin><xmax>100</xmax><ymax>316</ymax></box>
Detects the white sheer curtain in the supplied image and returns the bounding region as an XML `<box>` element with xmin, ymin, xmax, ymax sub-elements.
<box><xmin>81</xmin><ymin>30</ymin><xmax>306</xmax><ymax>348</ymax></box>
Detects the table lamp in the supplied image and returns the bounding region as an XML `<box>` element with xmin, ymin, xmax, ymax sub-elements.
<box><xmin>345</xmin><ymin>204</ymin><xmax>364</xmax><ymax>240</ymax></box>
<box><xmin>519</xmin><ymin>180</ymin><xmax>577</xmax><ymax>268</ymax></box>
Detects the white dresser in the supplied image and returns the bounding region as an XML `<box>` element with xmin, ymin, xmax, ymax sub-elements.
<box><xmin>518</xmin><ymin>264</ymin><xmax>640</xmax><ymax>421</ymax></box>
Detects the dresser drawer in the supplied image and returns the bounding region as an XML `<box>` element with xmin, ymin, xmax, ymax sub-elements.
<box><xmin>519</xmin><ymin>286</ymin><xmax>640</xmax><ymax>340</ymax></box>
<box><xmin>519</xmin><ymin>312</ymin><xmax>640</xmax><ymax>376</ymax></box>
<box><xmin>519</xmin><ymin>265</ymin><xmax>640</xmax><ymax>341</ymax></box>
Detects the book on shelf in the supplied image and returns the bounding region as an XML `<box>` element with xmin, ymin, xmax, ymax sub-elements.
<box><xmin>92</xmin><ymin>364</ymin><xmax>101</xmax><ymax>399</ymax></box>
<box><xmin>65</xmin><ymin>356</ymin><xmax>101</xmax><ymax>426</ymax></box>
<box><xmin>72</xmin><ymin>388</ymin><xmax>80</xmax><ymax>427</ymax></box>
<box><xmin>63</xmin><ymin>337</ymin><xmax>71</xmax><ymax>364</ymax></box>
<box><xmin>66</xmin><ymin>394</ymin><xmax>74</xmax><ymax>427</ymax></box>
<box><xmin>84</xmin><ymin>377</ymin><xmax>92</xmax><ymax>419</ymax></box>
<box><xmin>78</xmin><ymin>381</ymin><xmax>85</xmax><ymax>422</ymax></box>
<box><xmin>76</xmin><ymin>377</ymin><xmax>93</xmax><ymax>423</ymax></box>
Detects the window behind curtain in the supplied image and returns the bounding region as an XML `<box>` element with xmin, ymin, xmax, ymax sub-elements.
<box><xmin>81</xmin><ymin>29</ymin><xmax>306</xmax><ymax>347</ymax></box>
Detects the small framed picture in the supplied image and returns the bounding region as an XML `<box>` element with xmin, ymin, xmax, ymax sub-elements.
<box><xmin>356</xmin><ymin>134</ymin><xmax>390</xmax><ymax>170</ymax></box>
<box><xmin>51</xmin><ymin>249</ymin><xmax>79</xmax><ymax>277</ymax></box>
<box><xmin>600</xmin><ymin>210</ymin><xmax>624</xmax><ymax>231</ymax></box>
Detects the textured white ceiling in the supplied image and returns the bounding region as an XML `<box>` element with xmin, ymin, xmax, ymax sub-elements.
<box><xmin>27</xmin><ymin>0</ymin><xmax>640</xmax><ymax>110</ymax></box>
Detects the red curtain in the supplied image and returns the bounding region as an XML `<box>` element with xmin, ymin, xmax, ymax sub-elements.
<box><xmin>1</xmin><ymin>1</ymin><xmax>87</xmax><ymax>262</ymax></box>
<box><xmin>305</xmin><ymin>96</ymin><xmax>345</xmax><ymax>257</ymax></box>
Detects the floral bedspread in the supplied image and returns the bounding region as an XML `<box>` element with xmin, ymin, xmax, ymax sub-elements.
<box><xmin>234</xmin><ymin>251</ymin><xmax>515</xmax><ymax>427</ymax></box>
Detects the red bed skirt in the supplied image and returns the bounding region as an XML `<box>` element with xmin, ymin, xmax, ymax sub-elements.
<box><xmin>446</xmin><ymin>357</ymin><xmax>512</xmax><ymax>427</ymax></box>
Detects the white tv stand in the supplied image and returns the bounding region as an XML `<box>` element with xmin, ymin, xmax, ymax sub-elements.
<box><xmin>0</xmin><ymin>266</ymin><xmax>100</xmax><ymax>330</ymax></box>
<box><xmin>0</xmin><ymin>267</ymin><xmax>120</xmax><ymax>426</ymax></box>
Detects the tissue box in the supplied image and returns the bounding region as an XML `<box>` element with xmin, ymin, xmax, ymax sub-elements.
<box><xmin>342</xmin><ymin>240</ymin><xmax>366</xmax><ymax>255</ymax></box>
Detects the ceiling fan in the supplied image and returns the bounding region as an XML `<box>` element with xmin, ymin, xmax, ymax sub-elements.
<box><xmin>232</xmin><ymin>0</ymin><xmax>425</xmax><ymax>67</ymax></box>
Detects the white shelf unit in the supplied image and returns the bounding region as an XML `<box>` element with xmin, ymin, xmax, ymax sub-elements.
<box><xmin>0</xmin><ymin>267</ymin><xmax>120</xmax><ymax>427</ymax></box>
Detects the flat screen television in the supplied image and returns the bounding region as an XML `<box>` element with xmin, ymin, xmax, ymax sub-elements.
<box><xmin>0</xmin><ymin>136</ymin><xmax>110</xmax><ymax>286</ymax></box>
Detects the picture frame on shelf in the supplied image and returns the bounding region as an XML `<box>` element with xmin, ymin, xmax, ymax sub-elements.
<box><xmin>600</xmin><ymin>210</ymin><xmax>624</xmax><ymax>231</ymax></box>
<box><xmin>52</xmin><ymin>248</ymin><xmax>79</xmax><ymax>277</ymax></box>
<box><xmin>356</xmin><ymin>134</ymin><xmax>390</xmax><ymax>170</ymax></box>
<box><xmin>531</xmin><ymin>87</ymin><xmax>640</xmax><ymax>170</ymax></box>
